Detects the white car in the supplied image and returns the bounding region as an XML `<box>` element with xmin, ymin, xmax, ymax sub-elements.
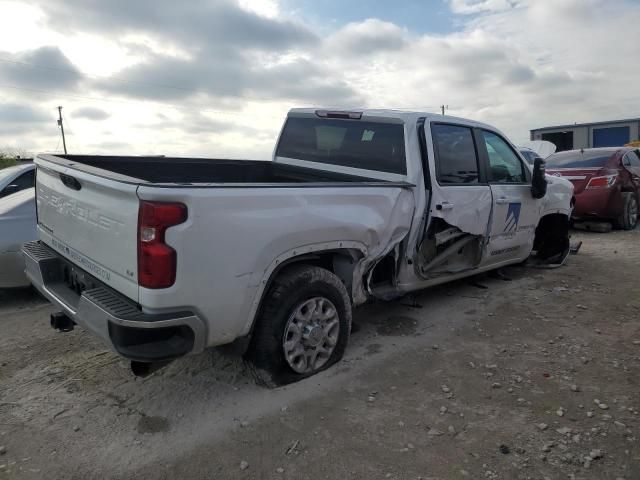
<box><xmin>24</xmin><ymin>109</ymin><xmax>573</xmax><ymax>381</ymax></box>
<box><xmin>0</xmin><ymin>188</ymin><xmax>36</xmax><ymax>287</ymax></box>
<box><xmin>0</xmin><ymin>163</ymin><xmax>36</xmax><ymax>198</ymax></box>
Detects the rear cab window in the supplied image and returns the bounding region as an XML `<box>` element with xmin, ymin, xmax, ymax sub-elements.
<box><xmin>276</xmin><ymin>116</ymin><xmax>406</xmax><ymax>175</ymax></box>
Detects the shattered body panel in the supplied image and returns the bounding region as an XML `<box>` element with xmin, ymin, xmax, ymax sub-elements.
<box><xmin>428</xmin><ymin>186</ymin><xmax>493</xmax><ymax>236</ymax></box>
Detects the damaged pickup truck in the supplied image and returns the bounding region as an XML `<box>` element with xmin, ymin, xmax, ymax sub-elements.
<box><xmin>23</xmin><ymin>109</ymin><xmax>573</xmax><ymax>382</ymax></box>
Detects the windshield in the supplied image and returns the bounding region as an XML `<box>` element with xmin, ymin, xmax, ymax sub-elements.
<box><xmin>546</xmin><ymin>150</ymin><xmax>614</xmax><ymax>168</ymax></box>
<box><xmin>276</xmin><ymin>117</ymin><xmax>406</xmax><ymax>175</ymax></box>
<box><xmin>519</xmin><ymin>149</ymin><xmax>538</xmax><ymax>165</ymax></box>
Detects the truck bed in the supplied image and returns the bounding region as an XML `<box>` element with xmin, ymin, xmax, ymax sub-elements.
<box><xmin>44</xmin><ymin>155</ymin><xmax>387</xmax><ymax>185</ymax></box>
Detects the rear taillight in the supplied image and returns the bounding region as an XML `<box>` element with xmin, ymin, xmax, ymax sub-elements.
<box><xmin>138</xmin><ymin>201</ymin><xmax>187</xmax><ymax>289</ymax></box>
<box><xmin>586</xmin><ymin>174</ymin><xmax>617</xmax><ymax>189</ymax></box>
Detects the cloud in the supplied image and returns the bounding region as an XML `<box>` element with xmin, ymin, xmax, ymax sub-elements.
<box><xmin>238</xmin><ymin>0</ymin><xmax>280</xmax><ymax>18</ymax></box>
<box><xmin>325</xmin><ymin>19</ymin><xmax>408</xmax><ymax>56</ymax></box>
<box><xmin>87</xmin><ymin>140</ymin><xmax>129</xmax><ymax>151</ymax></box>
<box><xmin>32</xmin><ymin>0</ymin><xmax>316</xmax><ymax>52</ymax></box>
<box><xmin>319</xmin><ymin>1</ymin><xmax>640</xmax><ymax>144</ymax></box>
<box><xmin>449</xmin><ymin>0</ymin><xmax>521</xmax><ymax>14</ymax></box>
<box><xmin>0</xmin><ymin>103</ymin><xmax>55</xmax><ymax>137</ymax></box>
<box><xmin>0</xmin><ymin>103</ymin><xmax>50</xmax><ymax>123</ymax></box>
<box><xmin>73</xmin><ymin>107</ymin><xmax>110</xmax><ymax>120</ymax></box>
<box><xmin>2</xmin><ymin>0</ymin><xmax>640</xmax><ymax>156</ymax></box>
<box><xmin>92</xmin><ymin>50</ymin><xmax>361</xmax><ymax>105</ymax></box>
<box><xmin>137</xmin><ymin>112</ymin><xmax>250</xmax><ymax>135</ymax></box>
<box><xmin>0</xmin><ymin>46</ymin><xmax>81</xmax><ymax>91</ymax></box>
<box><xmin>22</xmin><ymin>0</ymin><xmax>360</xmax><ymax>106</ymax></box>
<box><xmin>247</xmin><ymin>58</ymin><xmax>362</xmax><ymax>105</ymax></box>
<box><xmin>92</xmin><ymin>52</ymin><xmax>246</xmax><ymax>101</ymax></box>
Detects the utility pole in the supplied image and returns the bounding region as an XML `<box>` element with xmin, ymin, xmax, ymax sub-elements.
<box><xmin>440</xmin><ymin>105</ymin><xmax>449</xmax><ymax>115</ymax></box>
<box><xmin>57</xmin><ymin>106</ymin><xmax>67</xmax><ymax>154</ymax></box>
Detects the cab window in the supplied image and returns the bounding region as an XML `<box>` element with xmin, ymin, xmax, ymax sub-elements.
<box><xmin>431</xmin><ymin>124</ymin><xmax>479</xmax><ymax>184</ymax></box>
<box><xmin>481</xmin><ymin>131</ymin><xmax>526</xmax><ymax>183</ymax></box>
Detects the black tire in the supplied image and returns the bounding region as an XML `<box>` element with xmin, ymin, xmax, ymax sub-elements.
<box><xmin>616</xmin><ymin>192</ymin><xmax>638</xmax><ymax>230</ymax></box>
<box><xmin>246</xmin><ymin>264</ymin><xmax>352</xmax><ymax>386</ymax></box>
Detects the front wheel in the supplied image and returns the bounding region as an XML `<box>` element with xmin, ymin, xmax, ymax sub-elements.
<box><xmin>246</xmin><ymin>265</ymin><xmax>351</xmax><ymax>386</ymax></box>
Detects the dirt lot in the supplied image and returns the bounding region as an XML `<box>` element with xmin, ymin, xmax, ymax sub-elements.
<box><xmin>1</xmin><ymin>230</ymin><xmax>639</xmax><ymax>480</ymax></box>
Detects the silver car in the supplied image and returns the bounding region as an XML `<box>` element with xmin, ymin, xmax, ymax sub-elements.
<box><xmin>0</xmin><ymin>163</ymin><xmax>35</xmax><ymax>198</ymax></box>
<box><xmin>0</xmin><ymin>187</ymin><xmax>36</xmax><ymax>287</ymax></box>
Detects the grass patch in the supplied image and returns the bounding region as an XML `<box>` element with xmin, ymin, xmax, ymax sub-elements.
<box><xmin>0</xmin><ymin>155</ymin><xmax>17</xmax><ymax>170</ymax></box>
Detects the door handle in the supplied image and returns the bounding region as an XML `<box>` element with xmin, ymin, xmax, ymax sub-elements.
<box><xmin>496</xmin><ymin>197</ymin><xmax>513</xmax><ymax>205</ymax></box>
<box><xmin>59</xmin><ymin>173</ymin><xmax>82</xmax><ymax>191</ymax></box>
<box><xmin>436</xmin><ymin>202</ymin><xmax>454</xmax><ymax>211</ymax></box>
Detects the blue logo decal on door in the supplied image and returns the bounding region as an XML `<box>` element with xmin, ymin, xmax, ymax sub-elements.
<box><xmin>503</xmin><ymin>203</ymin><xmax>521</xmax><ymax>233</ymax></box>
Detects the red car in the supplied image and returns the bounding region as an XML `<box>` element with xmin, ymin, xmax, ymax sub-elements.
<box><xmin>546</xmin><ymin>147</ymin><xmax>640</xmax><ymax>230</ymax></box>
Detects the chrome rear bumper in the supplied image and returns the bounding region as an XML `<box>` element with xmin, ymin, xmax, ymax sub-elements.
<box><xmin>22</xmin><ymin>241</ymin><xmax>206</xmax><ymax>362</ymax></box>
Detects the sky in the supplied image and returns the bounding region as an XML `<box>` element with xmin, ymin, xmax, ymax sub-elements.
<box><xmin>0</xmin><ymin>0</ymin><xmax>639</xmax><ymax>159</ymax></box>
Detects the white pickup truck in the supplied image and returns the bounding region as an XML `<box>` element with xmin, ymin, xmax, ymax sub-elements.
<box><xmin>23</xmin><ymin>109</ymin><xmax>573</xmax><ymax>382</ymax></box>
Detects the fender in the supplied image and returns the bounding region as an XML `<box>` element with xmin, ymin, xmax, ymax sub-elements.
<box><xmin>240</xmin><ymin>240</ymin><xmax>369</xmax><ymax>335</ymax></box>
<box><xmin>541</xmin><ymin>175</ymin><xmax>574</xmax><ymax>218</ymax></box>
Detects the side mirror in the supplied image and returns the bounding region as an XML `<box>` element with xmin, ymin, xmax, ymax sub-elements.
<box><xmin>531</xmin><ymin>158</ymin><xmax>547</xmax><ymax>199</ymax></box>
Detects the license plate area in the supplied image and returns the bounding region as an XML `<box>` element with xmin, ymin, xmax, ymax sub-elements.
<box><xmin>62</xmin><ymin>263</ymin><xmax>99</xmax><ymax>296</ymax></box>
<box><xmin>42</xmin><ymin>254</ymin><xmax>104</xmax><ymax>311</ymax></box>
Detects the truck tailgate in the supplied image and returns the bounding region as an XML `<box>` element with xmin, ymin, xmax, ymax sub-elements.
<box><xmin>35</xmin><ymin>158</ymin><xmax>140</xmax><ymax>301</ymax></box>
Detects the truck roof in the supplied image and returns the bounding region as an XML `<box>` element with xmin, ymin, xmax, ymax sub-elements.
<box><xmin>288</xmin><ymin>108</ymin><xmax>495</xmax><ymax>130</ymax></box>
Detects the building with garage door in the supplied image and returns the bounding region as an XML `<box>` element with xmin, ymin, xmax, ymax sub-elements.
<box><xmin>530</xmin><ymin>118</ymin><xmax>640</xmax><ymax>152</ymax></box>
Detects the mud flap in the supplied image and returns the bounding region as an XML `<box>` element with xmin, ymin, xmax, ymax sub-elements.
<box><xmin>527</xmin><ymin>236</ymin><xmax>571</xmax><ymax>269</ymax></box>
<box><xmin>527</xmin><ymin>246</ymin><xmax>570</xmax><ymax>269</ymax></box>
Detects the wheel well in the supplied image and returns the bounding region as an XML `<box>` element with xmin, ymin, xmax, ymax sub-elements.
<box><xmin>270</xmin><ymin>249</ymin><xmax>363</xmax><ymax>293</ymax></box>
<box><xmin>620</xmin><ymin>188</ymin><xmax>640</xmax><ymax>202</ymax></box>
<box><xmin>533</xmin><ymin>213</ymin><xmax>570</xmax><ymax>260</ymax></box>
<box><xmin>255</xmin><ymin>250</ymin><xmax>364</xmax><ymax>324</ymax></box>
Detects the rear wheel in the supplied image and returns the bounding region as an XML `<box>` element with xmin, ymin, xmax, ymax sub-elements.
<box><xmin>247</xmin><ymin>265</ymin><xmax>351</xmax><ymax>386</ymax></box>
<box><xmin>616</xmin><ymin>192</ymin><xmax>638</xmax><ymax>230</ymax></box>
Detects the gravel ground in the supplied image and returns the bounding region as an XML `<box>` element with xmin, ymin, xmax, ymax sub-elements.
<box><xmin>0</xmin><ymin>229</ymin><xmax>639</xmax><ymax>480</ymax></box>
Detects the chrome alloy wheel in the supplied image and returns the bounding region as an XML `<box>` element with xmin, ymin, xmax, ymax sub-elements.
<box><xmin>282</xmin><ymin>297</ymin><xmax>340</xmax><ymax>374</ymax></box>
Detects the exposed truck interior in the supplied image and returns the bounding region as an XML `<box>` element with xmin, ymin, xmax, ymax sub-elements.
<box><xmin>52</xmin><ymin>155</ymin><xmax>386</xmax><ymax>185</ymax></box>
<box><xmin>417</xmin><ymin>219</ymin><xmax>483</xmax><ymax>276</ymax></box>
